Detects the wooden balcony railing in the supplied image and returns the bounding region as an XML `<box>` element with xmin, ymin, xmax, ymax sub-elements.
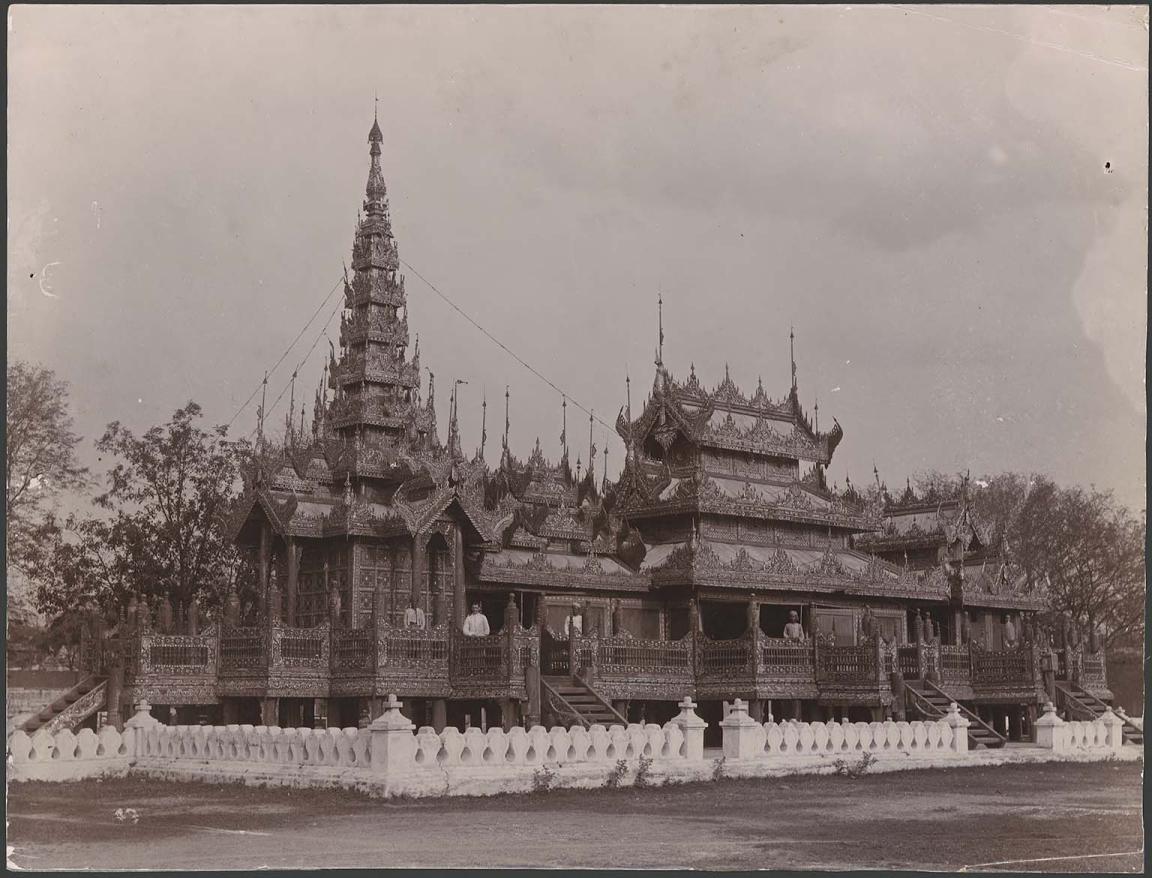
<box><xmin>939</xmin><ymin>644</ymin><xmax>972</xmax><ymax>687</ymax></box>
<box><xmin>815</xmin><ymin>642</ymin><xmax>882</xmax><ymax>685</ymax></box>
<box><xmin>896</xmin><ymin>646</ymin><xmax>921</xmax><ymax>680</ymax></box>
<box><xmin>219</xmin><ymin>626</ymin><xmax>267</xmax><ymax>672</ymax></box>
<box><xmin>275</xmin><ymin>624</ymin><xmax>329</xmax><ymax>669</ymax></box>
<box><xmin>448</xmin><ymin>626</ymin><xmax>534</xmax><ymax>698</ymax></box>
<box><xmin>332</xmin><ymin>627</ymin><xmax>376</xmax><ymax>673</ymax></box>
<box><xmin>381</xmin><ymin>626</ymin><xmax>449</xmax><ymax>669</ymax></box>
<box><xmin>757</xmin><ymin>634</ymin><xmax>814</xmax><ymax>680</ymax></box>
<box><xmin>697</xmin><ymin>634</ymin><xmax>754</xmax><ymax>680</ymax></box>
<box><xmin>1078</xmin><ymin>649</ymin><xmax>1108</xmax><ymax>691</ymax></box>
<box><xmin>970</xmin><ymin>643</ymin><xmax>1034</xmax><ymax>687</ymax></box>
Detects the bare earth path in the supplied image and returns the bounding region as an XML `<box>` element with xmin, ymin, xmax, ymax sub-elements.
<box><xmin>7</xmin><ymin>761</ymin><xmax>1143</xmax><ymax>871</ymax></box>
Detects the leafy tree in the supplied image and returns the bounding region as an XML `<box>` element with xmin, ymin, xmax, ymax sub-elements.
<box><xmin>911</xmin><ymin>470</ymin><xmax>1146</xmax><ymax>648</ymax></box>
<box><xmin>28</xmin><ymin>402</ymin><xmax>253</xmax><ymax>619</ymax></box>
<box><xmin>1012</xmin><ymin>481</ymin><xmax>1145</xmax><ymax>648</ymax></box>
<box><xmin>5</xmin><ymin>361</ymin><xmax>89</xmax><ymax>572</ymax></box>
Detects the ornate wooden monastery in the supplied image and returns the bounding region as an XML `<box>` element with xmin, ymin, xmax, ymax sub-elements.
<box><xmin>49</xmin><ymin>119</ymin><xmax>1135</xmax><ymax>749</ymax></box>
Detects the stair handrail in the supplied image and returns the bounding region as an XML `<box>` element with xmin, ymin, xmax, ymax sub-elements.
<box><xmin>539</xmin><ymin>676</ymin><xmax>590</xmax><ymax>728</ymax></box>
<box><xmin>1054</xmin><ymin>682</ymin><xmax>1099</xmax><ymax>721</ymax></box>
<box><xmin>570</xmin><ymin>675</ymin><xmax>627</xmax><ymax>725</ymax></box>
<box><xmin>903</xmin><ymin>684</ymin><xmax>945</xmax><ymax>719</ymax></box>
<box><xmin>922</xmin><ymin>679</ymin><xmax>1007</xmax><ymax>744</ymax></box>
<box><xmin>1055</xmin><ymin>682</ymin><xmax>1141</xmax><ymax>738</ymax></box>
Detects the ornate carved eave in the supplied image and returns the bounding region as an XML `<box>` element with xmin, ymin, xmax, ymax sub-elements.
<box><xmin>621</xmin><ymin>497</ymin><xmax>880</xmax><ymax>532</ymax></box>
<box><xmin>476</xmin><ymin>552</ymin><xmax>649</xmax><ymax>593</ymax></box>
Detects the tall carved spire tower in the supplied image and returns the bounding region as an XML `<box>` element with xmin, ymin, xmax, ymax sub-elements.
<box><xmin>328</xmin><ymin>115</ymin><xmax>435</xmax><ymax>463</ymax></box>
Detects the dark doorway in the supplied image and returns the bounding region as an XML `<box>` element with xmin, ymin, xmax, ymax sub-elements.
<box><xmin>700</xmin><ymin>601</ymin><xmax>745</xmax><ymax>639</ymax></box>
<box><xmin>760</xmin><ymin>604</ymin><xmax>804</xmax><ymax>640</ymax></box>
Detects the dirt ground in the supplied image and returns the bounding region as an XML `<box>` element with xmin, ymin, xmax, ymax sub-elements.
<box><xmin>6</xmin><ymin>761</ymin><xmax>1144</xmax><ymax>871</ymax></box>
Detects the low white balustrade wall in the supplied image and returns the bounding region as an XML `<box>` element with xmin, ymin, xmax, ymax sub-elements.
<box><xmin>7</xmin><ymin>726</ymin><xmax>134</xmax><ymax>782</ymax></box>
<box><xmin>410</xmin><ymin>721</ymin><xmax>686</xmax><ymax>769</ymax></box>
<box><xmin>1034</xmin><ymin>702</ymin><xmax>1124</xmax><ymax>753</ymax></box>
<box><xmin>135</xmin><ymin>724</ymin><xmax>373</xmax><ymax>769</ymax></box>
<box><xmin>720</xmin><ymin>698</ymin><xmax>970</xmax><ymax>762</ymax></box>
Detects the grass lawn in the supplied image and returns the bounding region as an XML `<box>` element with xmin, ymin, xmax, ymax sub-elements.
<box><xmin>7</xmin><ymin>760</ymin><xmax>1144</xmax><ymax>870</ymax></box>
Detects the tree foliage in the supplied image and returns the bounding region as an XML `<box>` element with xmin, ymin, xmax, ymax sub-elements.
<box><xmin>5</xmin><ymin>361</ymin><xmax>89</xmax><ymax>571</ymax></box>
<box><xmin>912</xmin><ymin>470</ymin><xmax>1146</xmax><ymax>647</ymax></box>
<box><xmin>28</xmin><ymin>402</ymin><xmax>253</xmax><ymax>619</ymax></box>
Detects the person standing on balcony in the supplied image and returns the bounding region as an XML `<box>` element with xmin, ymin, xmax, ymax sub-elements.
<box><xmin>1003</xmin><ymin>614</ymin><xmax>1019</xmax><ymax>648</ymax></box>
<box><xmin>563</xmin><ymin>604</ymin><xmax>583</xmax><ymax>637</ymax></box>
<box><xmin>783</xmin><ymin>610</ymin><xmax>806</xmax><ymax>642</ymax></box>
<box><xmin>404</xmin><ymin>606</ymin><xmax>426</xmax><ymax>629</ymax></box>
<box><xmin>463</xmin><ymin>603</ymin><xmax>490</xmax><ymax>637</ymax></box>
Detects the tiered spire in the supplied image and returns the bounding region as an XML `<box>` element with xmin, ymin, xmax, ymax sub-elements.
<box><xmin>326</xmin><ymin>115</ymin><xmax>424</xmax><ymax>461</ymax></box>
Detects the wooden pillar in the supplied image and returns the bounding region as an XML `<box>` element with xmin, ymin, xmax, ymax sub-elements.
<box><xmin>746</xmin><ymin>597</ymin><xmax>760</xmax><ymax>636</ymax></box>
<box><xmin>410</xmin><ymin>536</ymin><xmax>424</xmax><ymax>615</ymax></box>
<box><xmin>748</xmin><ymin>699</ymin><xmax>765</xmax><ymax>722</ymax></box>
<box><xmin>432</xmin><ymin>699</ymin><xmax>447</xmax><ymax>732</ymax></box>
<box><xmin>260</xmin><ymin>697</ymin><xmax>278</xmax><ymax>727</ymax></box>
<box><xmin>500</xmin><ymin>698</ymin><xmax>519</xmax><ymax>731</ymax></box>
<box><xmin>453</xmin><ymin>526</ymin><xmax>466</xmax><ymax>628</ymax></box>
<box><xmin>953</xmin><ymin>609</ymin><xmax>964</xmax><ymax>646</ymax></box>
<box><xmin>286</xmin><ymin>538</ymin><xmax>300</xmax><ymax>627</ymax></box>
<box><xmin>104</xmin><ymin>662</ymin><xmax>124</xmax><ymax>730</ymax></box>
<box><xmin>259</xmin><ymin>520</ymin><xmax>269</xmax><ymax>594</ymax></box>
<box><xmin>221</xmin><ymin>699</ymin><xmax>240</xmax><ymax>725</ymax></box>
<box><xmin>791</xmin><ymin>699</ymin><xmax>802</xmax><ymax>721</ymax></box>
<box><xmin>1007</xmin><ymin>706</ymin><xmax>1023</xmax><ymax>742</ymax></box>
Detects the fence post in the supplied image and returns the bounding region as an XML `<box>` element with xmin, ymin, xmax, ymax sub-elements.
<box><xmin>671</xmin><ymin>696</ymin><xmax>708</xmax><ymax>761</ymax></box>
<box><xmin>720</xmin><ymin>698</ymin><xmax>761</xmax><ymax>761</ymax></box>
<box><xmin>1100</xmin><ymin>707</ymin><xmax>1124</xmax><ymax>752</ymax></box>
<box><xmin>123</xmin><ymin>699</ymin><xmax>162</xmax><ymax>757</ymax></box>
<box><xmin>369</xmin><ymin>693</ymin><xmax>417</xmax><ymax>775</ymax></box>
<box><xmin>944</xmin><ymin>702</ymin><xmax>970</xmax><ymax>753</ymax></box>
<box><xmin>1034</xmin><ymin>701</ymin><xmax>1065</xmax><ymax>751</ymax></box>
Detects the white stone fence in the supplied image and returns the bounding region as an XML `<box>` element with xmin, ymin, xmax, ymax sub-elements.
<box><xmin>719</xmin><ymin>698</ymin><xmax>969</xmax><ymax>761</ymax></box>
<box><xmin>1034</xmin><ymin>702</ymin><xmax>1125</xmax><ymax>754</ymax></box>
<box><xmin>7</xmin><ymin>694</ymin><xmax>1131</xmax><ymax>795</ymax></box>
<box><xmin>7</xmin><ymin>725</ymin><xmax>134</xmax><ymax>782</ymax></box>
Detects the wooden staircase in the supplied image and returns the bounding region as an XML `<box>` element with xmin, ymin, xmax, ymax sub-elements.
<box><xmin>542</xmin><ymin>676</ymin><xmax>626</xmax><ymax>728</ymax></box>
<box><xmin>1057</xmin><ymin>683</ymin><xmax>1143</xmax><ymax>745</ymax></box>
<box><xmin>19</xmin><ymin>675</ymin><xmax>107</xmax><ymax>736</ymax></box>
<box><xmin>906</xmin><ymin>681</ymin><xmax>1006</xmax><ymax>749</ymax></box>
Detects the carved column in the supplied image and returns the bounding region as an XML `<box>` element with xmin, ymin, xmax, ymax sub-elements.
<box><xmin>286</xmin><ymin>538</ymin><xmax>300</xmax><ymax>627</ymax></box>
<box><xmin>258</xmin><ymin>522</ymin><xmax>271</xmax><ymax>618</ymax></box>
<box><xmin>453</xmin><ymin>525</ymin><xmax>466</xmax><ymax>628</ymax></box>
<box><xmin>410</xmin><ymin>536</ymin><xmax>425</xmax><ymax>617</ymax></box>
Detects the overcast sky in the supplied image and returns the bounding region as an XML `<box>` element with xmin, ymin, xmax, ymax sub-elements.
<box><xmin>8</xmin><ymin>5</ymin><xmax>1148</xmax><ymax>511</ymax></box>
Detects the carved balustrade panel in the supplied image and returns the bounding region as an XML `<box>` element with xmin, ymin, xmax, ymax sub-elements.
<box><xmin>815</xmin><ymin>643</ymin><xmax>880</xmax><ymax>685</ymax></box>
<box><xmin>332</xmin><ymin>627</ymin><xmax>376</xmax><ymax>673</ymax></box>
<box><xmin>939</xmin><ymin>645</ymin><xmax>972</xmax><ymax>687</ymax></box>
<box><xmin>757</xmin><ymin>635</ymin><xmax>814</xmax><ymax>680</ymax></box>
<box><xmin>141</xmin><ymin>630</ymin><xmax>218</xmax><ymax>676</ymax></box>
<box><xmin>451</xmin><ymin>631</ymin><xmax>509</xmax><ymax>683</ymax></box>
<box><xmin>380</xmin><ymin>626</ymin><xmax>449</xmax><ymax>670</ymax></box>
<box><xmin>970</xmin><ymin>644</ymin><xmax>1033</xmax><ymax>687</ymax></box>
<box><xmin>540</xmin><ymin>629</ymin><xmax>570</xmax><ymax>677</ymax></box>
<box><xmin>1078</xmin><ymin>649</ymin><xmax>1108</xmax><ymax>692</ymax></box>
<box><xmin>274</xmin><ymin>623</ymin><xmax>330</xmax><ymax>670</ymax></box>
<box><xmin>597</xmin><ymin>634</ymin><xmax>693</xmax><ymax>675</ymax></box>
<box><xmin>219</xmin><ymin>626</ymin><xmax>268</xmax><ymax>673</ymax></box>
<box><xmin>697</xmin><ymin>634</ymin><xmax>754</xmax><ymax>680</ymax></box>
<box><xmin>896</xmin><ymin>646</ymin><xmax>920</xmax><ymax>680</ymax></box>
